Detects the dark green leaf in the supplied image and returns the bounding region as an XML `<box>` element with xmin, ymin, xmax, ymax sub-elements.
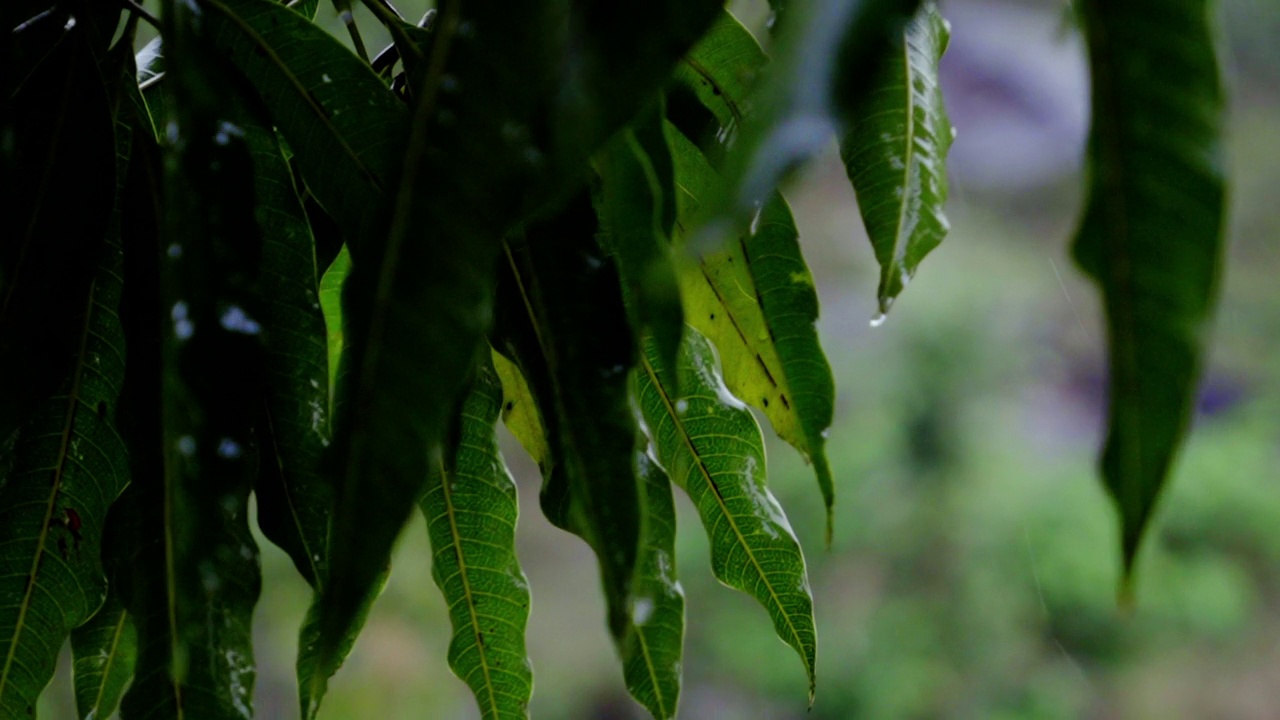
<box><xmin>492</xmin><ymin>195</ymin><xmax>643</xmax><ymax>638</ymax></box>
<box><xmin>0</xmin><ymin>29</ymin><xmax>128</xmax><ymax>717</ymax></box>
<box><xmin>119</xmin><ymin>6</ymin><xmax>264</xmax><ymax>715</ymax></box>
<box><xmin>618</xmin><ymin>448</ymin><xmax>685</xmax><ymax>720</ymax></box>
<box><xmin>839</xmin><ymin>3</ymin><xmax>953</xmax><ymax>315</ymax></box>
<box><xmin>671</xmin><ymin>10</ymin><xmax>766</xmax><ymax>144</ymax></box>
<box><xmin>199</xmin><ymin>0</ymin><xmax>410</xmax><ymax>250</ymax></box>
<box><xmin>634</xmin><ymin>328</ymin><xmax>817</xmax><ymax>703</ymax></box>
<box><xmin>593</xmin><ymin>105</ymin><xmax>684</xmax><ymax>391</ymax></box>
<box><xmin>1071</xmin><ymin>0</ymin><xmax>1226</xmax><ymax>583</ymax></box>
<box><xmin>421</xmin><ymin>355</ymin><xmax>533</xmax><ymax>720</ymax></box>
<box><xmin>666</xmin><ymin>124</ymin><xmax>836</xmax><ymax>540</ymax></box>
<box><xmin>71</xmin><ymin>593</ymin><xmax>137</xmax><ymax>720</ymax></box>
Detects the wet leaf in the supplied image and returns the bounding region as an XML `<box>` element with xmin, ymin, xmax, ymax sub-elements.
<box><xmin>421</xmin><ymin>355</ymin><xmax>533</xmax><ymax>720</ymax></box>
<box><xmin>1071</xmin><ymin>0</ymin><xmax>1226</xmax><ymax>584</ymax></box>
<box><xmin>666</xmin><ymin>124</ymin><xmax>836</xmax><ymax>539</ymax></box>
<box><xmin>634</xmin><ymin>328</ymin><xmax>817</xmax><ymax>703</ymax></box>
<box><xmin>618</xmin><ymin>448</ymin><xmax>685</xmax><ymax>720</ymax></box>
<box><xmin>671</xmin><ymin>10</ymin><xmax>766</xmax><ymax>146</ymax></box>
<box><xmin>839</xmin><ymin>3</ymin><xmax>953</xmax><ymax>315</ymax></box>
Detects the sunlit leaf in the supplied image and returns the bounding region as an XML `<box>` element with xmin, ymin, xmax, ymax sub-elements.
<box><xmin>0</xmin><ymin>27</ymin><xmax>128</xmax><ymax>718</ymax></box>
<box><xmin>666</xmin><ymin>124</ymin><xmax>836</xmax><ymax>539</ymax></box>
<box><xmin>491</xmin><ymin>349</ymin><xmax>551</xmax><ymax>475</ymax></box>
<box><xmin>421</xmin><ymin>355</ymin><xmax>533</xmax><ymax>720</ymax></box>
<box><xmin>317</xmin><ymin>245</ymin><xmax>350</xmax><ymax>402</ymax></box>
<box><xmin>618</xmin><ymin>448</ymin><xmax>685</xmax><ymax>720</ymax></box>
<box><xmin>1071</xmin><ymin>0</ymin><xmax>1227</xmax><ymax>584</ymax></box>
<box><xmin>634</xmin><ymin>328</ymin><xmax>817</xmax><ymax>703</ymax></box>
<box><xmin>839</xmin><ymin>3</ymin><xmax>953</xmax><ymax>315</ymax></box>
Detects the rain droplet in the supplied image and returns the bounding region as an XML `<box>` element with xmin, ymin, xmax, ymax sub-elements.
<box><xmin>217</xmin><ymin>437</ymin><xmax>243</xmax><ymax>459</ymax></box>
<box><xmin>439</xmin><ymin>74</ymin><xmax>458</xmax><ymax>92</ymax></box>
<box><xmin>632</xmin><ymin>596</ymin><xmax>654</xmax><ymax>626</ymax></box>
<box><xmin>213</xmin><ymin>121</ymin><xmax>243</xmax><ymax>147</ymax></box>
<box><xmin>675</xmin><ymin>399</ymin><xmax>689</xmax><ymax>414</ymax></box>
<box><xmin>869</xmin><ymin>313</ymin><xmax>887</xmax><ymax>328</ymax></box>
<box><xmin>63</xmin><ymin>15</ymin><xmax>76</xmax><ymax>30</ymax></box>
<box><xmin>219</xmin><ymin>306</ymin><xmax>261</xmax><ymax>335</ymax></box>
<box><xmin>321</xmin><ymin>73</ymin><xmax>332</xmax><ymax>83</ymax></box>
<box><xmin>167</xmin><ymin>243</ymin><xmax>183</xmax><ymax>259</ymax></box>
<box><xmin>177</xmin><ymin>435</ymin><xmax>196</xmax><ymax>456</ymax></box>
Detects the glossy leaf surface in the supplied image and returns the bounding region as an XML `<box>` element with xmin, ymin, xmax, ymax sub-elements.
<box><xmin>421</xmin><ymin>356</ymin><xmax>533</xmax><ymax>720</ymax></box>
<box><xmin>1072</xmin><ymin>0</ymin><xmax>1226</xmax><ymax>579</ymax></box>
<box><xmin>839</xmin><ymin>3</ymin><xmax>953</xmax><ymax>315</ymax></box>
<box><xmin>71</xmin><ymin>594</ymin><xmax>137</xmax><ymax>720</ymax></box>
<box><xmin>634</xmin><ymin>328</ymin><xmax>817</xmax><ymax>702</ymax></box>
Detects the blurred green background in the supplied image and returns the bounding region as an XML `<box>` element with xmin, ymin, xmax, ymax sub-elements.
<box><xmin>40</xmin><ymin>0</ymin><xmax>1280</xmax><ymax>717</ymax></box>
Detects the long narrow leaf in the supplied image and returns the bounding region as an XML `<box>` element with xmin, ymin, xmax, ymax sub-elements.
<box><xmin>634</xmin><ymin>328</ymin><xmax>817</xmax><ymax>703</ymax></box>
<box><xmin>421</xmin><ymin>355</ymin><xmax>533</xmax><ymax>720</ymax></box>
<box><xmin>839</xmin><ymin>3</ymin><xmax>953</xmax><ymax>315</ymax></box>
<box><xmin>71</xmin><ymin>594</ymin><xmax>137</xmax><ymax>720</ymax></box>
<box><xmin>1072</xmin><ymin>0</ymin><xmax>1226</xmax><ymax>583</ymax></box>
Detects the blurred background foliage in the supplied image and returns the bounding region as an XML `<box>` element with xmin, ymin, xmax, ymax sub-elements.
<box><xmin>40</xmin><ymin>0</ymin><xmax>1280</xmax><ymax>717</ymax></box>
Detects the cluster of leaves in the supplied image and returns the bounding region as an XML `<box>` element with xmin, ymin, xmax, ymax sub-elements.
<box><xmin>0</xmin><ymin>0</ymin><xmax>1225</xmax><ymax>718</ymax></box>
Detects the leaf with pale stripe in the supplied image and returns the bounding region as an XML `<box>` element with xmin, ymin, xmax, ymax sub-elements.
<box><xmin>666</xmin><ymin>124</ymin><xmax>836</xmax><ymax>540</ymax></box>
<box><xmin>634</xmin><ymin>328</ymin><xmax>817</xmax><ymax>703</ymax></box>
<box><xmin>618</xmin><ymin>447</ymin><xmax>685</xmax><ymax>720</ymax></box>
<box><xmin>1072</xmin><ymin>0</ymin><xmax>1226</xmax><ymax>582</ymax></box>
<box><xmin>421</xmin><ymin>355</ymin><xmax>532</xmax><ymax>720</ymax></box>
<box><xmin>840</xmin><ymin>3</ymin><xmax>952</xmax><ymax>315</ymax></box>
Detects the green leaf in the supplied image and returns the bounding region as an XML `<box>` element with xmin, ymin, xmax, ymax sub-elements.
<box><xmin>666</xmin><ymin>124</ymin><xmax>836</xmax><ymax>540</ymax></box>
<box><xmin>671</xmin><ymin>10</ymin><xmax>766</xmax><ymax>140</ymax></box>
<box><xmin>71</xmin><ymin>594</ymin><xmax>137</xmax><ymax>720</ymax></box>
<box><xmin>634</xmin><ymin>328</ymin><xmax>817</xmax><ymax>703</ymax></box>
<box><xmin>118</xmin><ymin>6</ymin><xmax>265</xmax><ymax>715</ymax></box>
<box><xmin>491</xmin><ymin>349</ymin><xmax>551</xmax><ymax>476</ymax></box>
<box><xmin>198</xmin><ymin>0</ymin><xmax>410</xmax><ymax>250</ymax></box>
<box><xmin>421</xmin><ymin>355</ymin><xmax>533</xmax><ymax>720</ymax></box>
<box><xmin>1071</xmin><ymin>0</ymin><xmax>1226</xmax><ymax>584</ymax></box>
<box><xmin>492</xmin><ymin>195</ymin><xmax>643</xmax><ymax>638</ymax></box>
<box><xmin>318</xmin><ymin>245</ymin><xmax>350</xmax><ymax>405</ymax></box>
<box><xmin>618</xmin><ymin>448</ymin><xmax>685</xmax><ymax>720</ymax></box>
<box><xmin>593</xmin><ymin>106</ymin><xmax>684</xmax><ymax>391</ymax></box>
<box><xmin>0</xmin><ymin>30</ymin><xmax>129</xmax><ymax>717</ymax></box>
<box><xmin>839</xmin><ymin>3</ymin><xmax>953</xmax><ymax>315</ymax></box>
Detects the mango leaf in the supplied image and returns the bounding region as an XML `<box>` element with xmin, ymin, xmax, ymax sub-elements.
<box><xmin>319</xmin><ymin>0</ymin><xmax>719</xmax><ymax>667</ymax></box>
<box><xmin>839</xmin><ymin>3</ymin><xmax>952</xmax><ymax>315</ymax></box>
<box><xmin>593</xmin><ymin>105</ymin><xmax>684</xmax><ymax>390</ymax></box>
<box><xmin>492</xmin><ymin>195</ymin><xmax>643</xmax><ymax>638</ymax></box>
<box><xmin>666</xmin><ymin>123</ymin><xmax>836</xmax><ymax>540</ymax></box>
<box><xmin>0</xmin><ymin>29</ymin><xmax>128</xmax><ymax>718</ymax></box>
<box><xmin>71</xmin><ymin>594</ymin><xmax>137</xmax><ymax>720</ymax></box>
<box><xmin>1071</xmin><ymin>0</ymin><xmax>1226</xmax><ymax>583</ymax></box>
<box><xmin>119</xmin><ymin>6</ymin><xmax>265</xmax><ymax>715</ymax></box>
<box><xmin>671</xmin><ymin>10</ymin><xmax>766</xmax><ymax>144</ymax></box>
<box><xmin>618</xmin><ymin>448</ymin><xmax>685</xmax><ymax>720</ymax></box>
<box><xmin>420</xmin><ymin>355</ymin><xmax>533</xmax><ymax>720</ymax></box>
<box><xmin>491</xmin><ymin>349</ymin><xmax>551</xmax><ymax>475</ymax></box>
<box><xmin>634</xmin><ymin>328</ymin><xmax>817</xmax><ymax>703</ymax></box>
<box><xmin>726</xmin><ymin>0</ymin><xmax>920</xmax><ymax>212</ymax></box>
<box><xmin>199</xmin><ymin>0</ymin><xmax>410</xmax><ymax>250</ymax></box>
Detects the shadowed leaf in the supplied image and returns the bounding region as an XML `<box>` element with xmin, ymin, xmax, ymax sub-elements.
<box><xmin>1071</xmin><ymin>0</ymin><xmax>1226</xmax><ymax>585</ymax></box>
<box><xmin>71</xmin><ymin>594</ymin><xmax>137</xmax><ymax>720</ymax></box>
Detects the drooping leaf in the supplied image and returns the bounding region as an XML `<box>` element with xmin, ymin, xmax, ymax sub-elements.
<box><xmin>1071</xmin><ymin>0</ymin><xmax>1226</xmax><ymax>583</ymax></box>
<box><xmin>71</xmin><ymin>593</ymin><xmax>137</xmax><ymax>720</ymax></box>
<box><xmin>492</xmin><ymin>194</ymin><xmax>643</xmax><ymax>638</ymax></box>
<box><xmin>726</xmin><ymin>0</ymin><xmax>920</xmax><ymax>212</ymax></box>
<box><xmin>593</xmin><ymin>104</ymin><xmax>684</xmax><ymax>390</ymax></box>
<box><xmin>491</xmin><ymin>349</ymin><xmax>551</xmax><ymax>475</ymax></box>
<box><xmin>420</xmin><ymin>355</ymin><xmax>533</xmax><ymax>720</ymax></box>
<box><xmin>0</xmin><ymin>28</ymin><xmax>128</xmax><ymax>718</ymax></box>
<box><xmin>618</xmin><ymin>448</ymin><xmax>685</xmax><ymax>720</ymax></box>
<box><xmin>634</xmin><ymin>328</ymin><xmax>817</xmax><ymax>703</ymax></box>
<box><xmin>671</xmin><ymin>10</ymin><xmax>767</xmax><ymax>146</ymax></box>
<box><xmin>318</xmin><ymin>0</ymin><xmax>720</xmax><ymax>668</ymax></box>
<box><xmin>118</xmin><ymin>5</ymin><xmax>264</xmax><ymax>715</ymax></box>
<box><xmin>0</xmin><ymin>20</ymin><xmax>117</xmax><ymax>447</ymax></box>
<box><xmin>666</xmin><ymin>124</ymin><xmax>836</xmax><ymax>539</ymax></box>
<box><xmin>839</xmin><ymin>3</ymin><xmax>953</xmax><ymax>315</ymax></box>
<box><xmin>198</xmin><ymin>0</ymin><xmax>410</xmax><ymax>250</ymax></box>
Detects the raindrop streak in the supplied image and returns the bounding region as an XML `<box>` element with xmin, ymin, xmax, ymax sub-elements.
<box><xmin>869</xmin><ymin>313</ymin><xmax>887</xmax><ymax>328</ymax></box>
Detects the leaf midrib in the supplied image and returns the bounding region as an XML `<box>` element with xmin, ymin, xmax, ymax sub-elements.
<box><xmin>87</xmin><ymin>609</ymin><xmax>131</xmax><ymax>714</ymax></box>
<box><xmin>638</xmin><ymin>354</ymin><xmax>812</xmax><ymax>682</ymax></box>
